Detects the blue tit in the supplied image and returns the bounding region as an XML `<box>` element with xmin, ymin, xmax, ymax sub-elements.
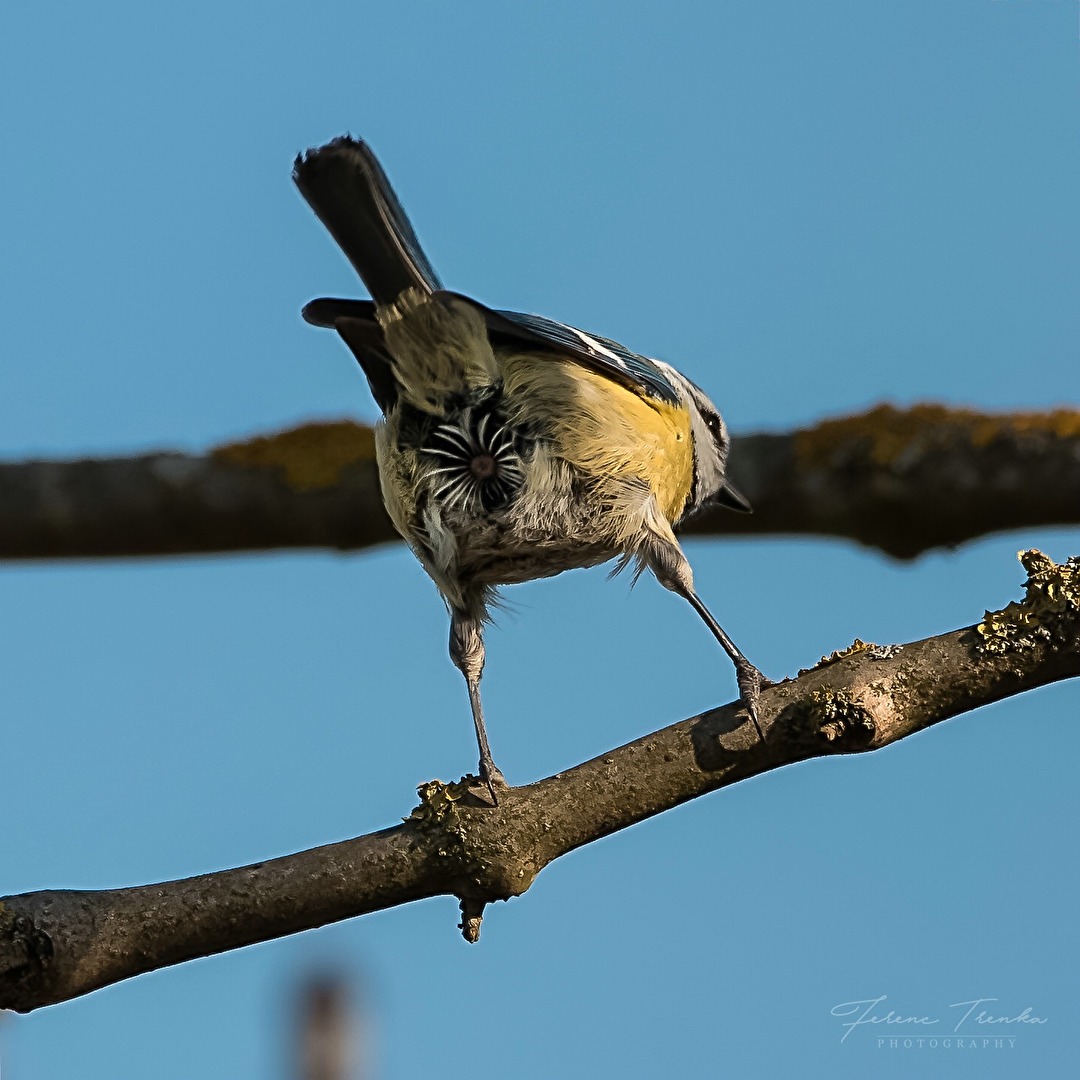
<box><xmin>294</xmin><ymin>137</ymin><xmax>764</xmax><ymax>803</ymax></box>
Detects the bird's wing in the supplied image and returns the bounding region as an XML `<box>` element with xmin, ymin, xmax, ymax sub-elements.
<box><xmin>303</xmin><ymin>294</ymin><xmax>683</xmax><ymax>407</ymax></box>
<box><xmin>467</xmin><ymin>301</ymin><xmax>682</xmax><ymax>405</ymax></box>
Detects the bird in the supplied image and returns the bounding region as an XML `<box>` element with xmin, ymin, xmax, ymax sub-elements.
<box><xmin>293</xmin><ymin>136</ymin><xmax>766</xmax><ymax>803</ymax></box>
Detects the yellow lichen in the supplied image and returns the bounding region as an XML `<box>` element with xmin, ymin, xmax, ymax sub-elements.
<box><xmin>800</xmin><ymin>638</ymin><xmax>904</xmax><ymax>676</ymax></box>
<box><xmin>803</xmin><ymin>688</ymin><xmax>876</xmax><ymax>744</ymax></box>
<box><xmin>408</xmin><ymin>779</ymin><xmax>472</xmax><ymax>827</ymax></box>
<box><xmin>975</xmin><ymin>550</ymin><xmax>1080</xmax><ymax>654</ymax></box>
<box><xmin>795</xmin><ymin>403</ymin><xmax>1080</xmax><ymax>470</ymax></box>
<box><xmin>1020</xmin><ymin>549</ymin><xmax>1080</xmax><ymax>612</ymax></box>
<box><xmin>817</xmin><ymin>639</ymin><xmax>873</xmax><ymax>667</ymax></box>
<box><xmin>212</xmin><ymin>421</ymin><xmax>376</xmax><ymax>491</ymax></box>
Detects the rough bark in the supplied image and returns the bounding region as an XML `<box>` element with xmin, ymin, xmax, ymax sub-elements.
<box><xmin>2</xmin><ymin>405</ymin><xmax>1078</xmax><ymax>562</ymax></box>
<box><xmin>2</xmin><ymin>550</ymin><xmax>1076</xmax><ymax>1013</ymax></box>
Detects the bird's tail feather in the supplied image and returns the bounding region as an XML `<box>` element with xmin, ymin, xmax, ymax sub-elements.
<box><xmin>293</xmin><ymin>136</ymin><xmax>443</xmax><ymax>305</ymax></box>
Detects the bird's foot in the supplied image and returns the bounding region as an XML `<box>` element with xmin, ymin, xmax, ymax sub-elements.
<box><xmin>735</xmin><ymin>658</ymin><xmax>769</xmax><ymax>741</ymax></box>
<box><xmin>477</xmin><ymin>757</ymin><xmax>506</xmax><ymax>807</ymax></box>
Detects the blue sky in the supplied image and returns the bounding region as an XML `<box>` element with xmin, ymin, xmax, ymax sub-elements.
<box><xmin>2</xmin><ymin>2</ymin><xmax>1077</xmax><ymax>1078</ymax></box>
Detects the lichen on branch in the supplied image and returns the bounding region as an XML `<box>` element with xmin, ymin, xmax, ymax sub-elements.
<box><xmin>2</xmin><ymin>550</ymin><xmax>1076</xmax><ymax>1013</ymax></box>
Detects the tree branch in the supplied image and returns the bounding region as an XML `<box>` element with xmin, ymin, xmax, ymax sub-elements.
<box><xmin>2</xmin><ymin>549</ymin><xmax>1076</xmax><ymax>1013</ymax></box>
<box><xmin>2</xmin><ymin>405</ymin><xmax>1077</xmax><ymax>562</ymax></box>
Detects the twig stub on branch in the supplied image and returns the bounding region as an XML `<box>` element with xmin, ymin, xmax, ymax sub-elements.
<box><xmin>2</xmin><ymin>550</ymin><xmax>1076</xmax><ymax>1012</ymax></box>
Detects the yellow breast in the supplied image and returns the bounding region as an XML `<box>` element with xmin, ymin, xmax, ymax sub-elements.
<box><xmin>500</xmin><ymin>354</ymin><xmax>694</xmax><ymax>523</ymax></box>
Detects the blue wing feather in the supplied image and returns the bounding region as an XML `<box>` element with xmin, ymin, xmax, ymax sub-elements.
<box><xmin>473</xmin><ymin>301</ymin><xmax>682</xmax><ymax>405</ymax></box>
<box><xmin>303</xmin><ymin>295</ymin><xmax>682</xmax><ymax>407</ymax></box>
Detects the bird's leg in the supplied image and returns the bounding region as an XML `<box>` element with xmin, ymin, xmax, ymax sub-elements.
<box><xmin>449</xmin><ymin>609</ymin><xmax>504</xmax><ymax>803</ymax></box>
<box><xmin>682</xmin><ymin>590</ymin><xmax>766</xmax><ymax>740</ymax></box>
<box><xmin>647</xmin><ymin>540</ymin><xmax>767</xmax><ymax>740</ymax></box>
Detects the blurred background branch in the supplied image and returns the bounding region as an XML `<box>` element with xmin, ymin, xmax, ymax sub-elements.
<box><xmin>2</xmin><ymin>403</ymin><xmax>1077</xmax><ymax>563</ymax></box>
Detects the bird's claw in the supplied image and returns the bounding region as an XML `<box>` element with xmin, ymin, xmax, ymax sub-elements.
<box><xmin>478</xmin><ymin>759</ymin><xmax>506</xmax><ymax>806</ymax></box>
<box><xmin>735</xmin><ymin>659</ymin><xmax>767</xmax><ymax>741</ymax></box>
